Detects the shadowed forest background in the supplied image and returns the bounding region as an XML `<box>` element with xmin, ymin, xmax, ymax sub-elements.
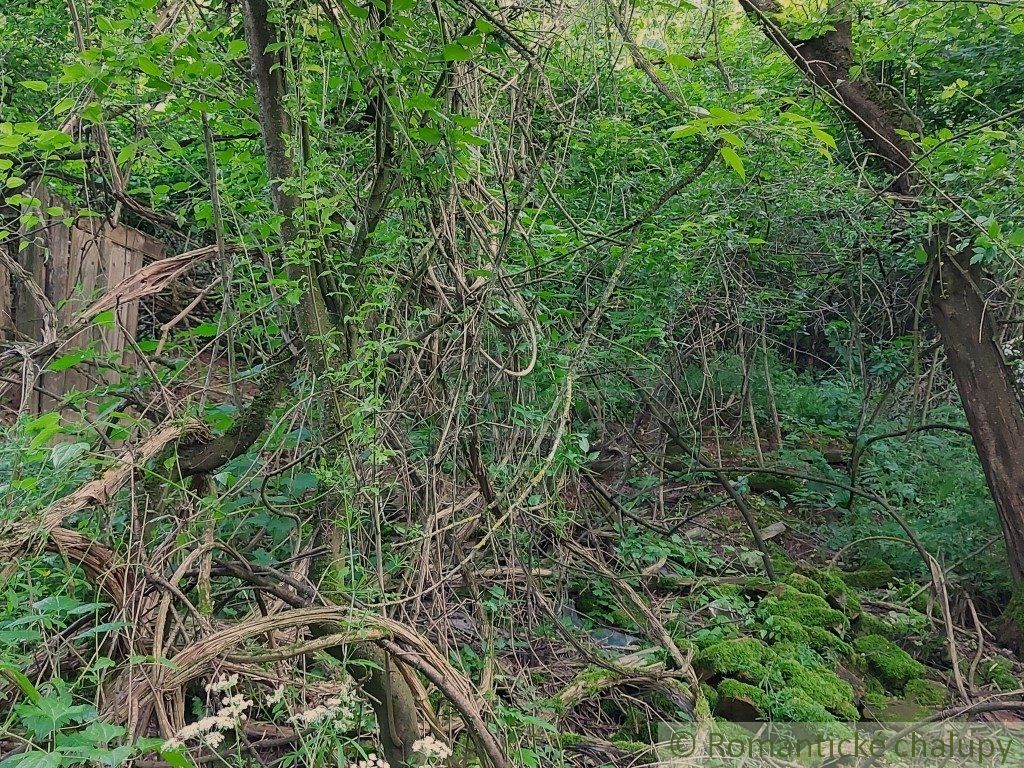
<box><xmin>2</xmin><ymin>0</ymin><xmax>1024</xmax><ymax>765</ymax></box>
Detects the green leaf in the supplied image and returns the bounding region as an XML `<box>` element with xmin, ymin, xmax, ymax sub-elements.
<box><xmin>137</xmin><ymin>57</ymin><xmax>163</xmax><ymax>78</ymax></box>
<box><xmin>442</xmin><ymin>43</ymin><xmax>471</xmax><ymax>61</ymax></box>
<box><xmin>719</xmin><ymin>146</ymin><xmax>745</xmax><ymax>180</ymax></box>
<box><xmin>48</xmin><ymin>350</ymin><xmax>91</xmax><ymax>372</ymax></box>
<box><xmin>159</xmin><ymin>749</ymin><xmax>195</xmax><ymax>768</ymax></box>
<box><xmin>19</xmin><ymin>81</ymin><xmax>48</xmax><ymax>92</ymax></box>
<box><xmin>77</xmin><ymin>621</ymin><xmax>129</xmax><ymax>639</ymax></box>
<box><xmin>410</xmin><ymin>126</ymin><xmax>442</xmax><ymax>144</ymax></box>
<box><xmin>0</xmin><ymin>663</ymin><xmax>42</xmax><ymax>704</ymax></box>
<box><xmin>80</xmin><ymin>720</ymin><xmax>127</xmax><ymax>745</ymax></box>
<box><xmin>1</xmin><ymin>751</ymin><xmax>61</xmax><ymax>768</ymax></box>
<box><xmin>94</xmin><ymin>309</ymin><xmax>117</xmax><ymax>328</ymax></box>
<box><xmin>810</xmin><ymin>125</ymin><xmax>837</xmax><ymax>149</ymax></box>
<box><xmin>50</xmin><ymin>441</ymin><xmax>90</xmax><ymax>468</ymax></box>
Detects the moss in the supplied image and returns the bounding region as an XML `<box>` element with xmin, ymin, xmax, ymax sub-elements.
<box><xmin>996</xmin><ymin>585</ymin><xmax>1024</xmax><ymax>654</ymax></box>
<box><xmin>759</xmin><ymin>586</ymin><xmax>849</xmax><ymax>635</ymax></box>
<box><xmin>771</xmin><ymin>616</ymin><xmax>851</xmax><ymax>657</ymax></box>
<box><xmin>981</xmin><ymin>658</ymin><xmax>1018</xmax><ymax>691</ymax></box>
<box><xmin>768</xmin><ymin>543</ymin><xmax>796</xmax><ymax>576</ymax></box>
<box><xmin>610</xmin><ymin>738</ymin><xmax>649</xmax><ymax>753</ymax></box>
<box><xmin>894</xmin><ymin>583</ymin><xmax>930</xmax><ymax>613</ymax></box>
<box><xmin>764</xmin><ymin>690</ymin><xmax>837</xmax><ymax>723</ymax></box>
<box><xmin>852</xmin><ymin>634</ymin><xmax>926</xmax><ymax>691</ymax></box>
<box><xmin>785</xmin><ymin>573</ymin><xmax>827</xmax><ymax>599</ymax></box>
<box><xmin>905</xmin><ymin>679</ymin><xmax>947</xmax><ymax>707</ymax></box>
<box><xmin>716</xmin><ymin>678</ymin><xmax>838</xmax><ymax>722</ymax></box>
<box><xmin>852</xmin><ymin>612</ymin><xmax>902</xmax><ymax>641</ymax></box>
<box><xmin>808</xmin><ymin>567</ymin><xmax>863</xmax><ymax>618</ymax></box>
<box><xmin>773</xmin><ymin>656</ymin><xmax>859</xmax><ymax>721</ymax></box>
<box><xmin>699</xmin><ymin>682</ymin><xmax>719</xmax><ymax>714</ymax></box>
<box><xmin>715</xmin><ymin>677</ymin><xmax>767</xmax><ymax>716</ymax></box>
<box><xmin>749</xmin><ymin>472</ymin><xmax>803</xmax><ymax>496</ymax></box>
<box><xmin>695</xmin><ymin>637</ymin><xmax>776</xmax><ymax>681</ymax></box>
<box><xmin>863</xmin><ymin>691</ymin><xmax>888</xmax><ymax>710</ymax></box>
<box><xmin>842</xmin><ymin>559</ymin><xmax>897</xmax><ymax>590</ymax></box>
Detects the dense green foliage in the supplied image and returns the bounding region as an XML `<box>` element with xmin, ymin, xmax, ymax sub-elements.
<box><xmin>1</xmin><ymin>0</ymin><xmax>1023</xmax><ymax>765</ymax></box>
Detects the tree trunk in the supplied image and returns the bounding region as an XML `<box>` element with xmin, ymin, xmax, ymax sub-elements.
<box><xmin>738</xmin><ymin>0</ymin><xmax>1024</xmax><ymax>601</ymax></box>
<box><xmin>930</xmin><ymin>240</ymin><xmax>1024</xmax><ymax>585</ymax></box>
<box><xmin>241</xmin><ymin>0</ymin><xmax>421</xmax><ymax>760</ymax></box>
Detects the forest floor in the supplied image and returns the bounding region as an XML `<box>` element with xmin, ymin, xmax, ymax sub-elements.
<box><xmin>491</xmin><ymin>419</ymin><xmax>1024</xmax><ymax>760</ymax></box>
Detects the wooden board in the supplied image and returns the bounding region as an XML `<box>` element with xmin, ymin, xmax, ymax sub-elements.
<box><xmin>1</xmin><ymin>185</ymin><xmax>165</xmax><ymax>413</ymax></box>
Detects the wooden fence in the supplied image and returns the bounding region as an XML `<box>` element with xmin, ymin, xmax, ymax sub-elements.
<box><xmin>1</xmin><ymin>186</ymin><xmax>165</xmax><ymax>412</ymax></box>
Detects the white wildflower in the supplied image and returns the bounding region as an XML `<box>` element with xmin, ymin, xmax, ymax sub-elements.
<box><xmin>353</xmin><ymin>752</ymin><xmax>390</xmax><ymax>768</ymax></box>
<box><xmin>203</xmin><ymin>730</ymin><xmax>225</xmax><ymax>748</ymax></box>
<box><xmin>413</xmin><ymin>736</ymin><xmax>453</xmax><ymax>762</ymax></box>
<box><xmin>265</xmin><ymin>685</ymin><xmax>286</xmax><ymax>705</ymax></box>
<box><xmin>290</xmin><ymin>680</ymin><xmax>361</xmax><ymax>730</ymax></box>
<box><xmin>205</xmin><ymin>673</ymin><xmax>239</xmax><ymax>693</ymax></box>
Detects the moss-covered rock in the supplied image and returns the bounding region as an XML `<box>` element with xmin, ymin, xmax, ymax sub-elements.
<box><xmin>853</xmin><ymin>612</ymin><xmax>898</xmax><ymax>640</ymax></box>
<box><xmin>714</xmin><ymin>678</ymin><xmax>767</xmax><ymax>720</ymax></box>
<box><xmin>785</xmin><ymin>573</ymin><xmax>827</xmax><ymax>599</ymax></box>
<box><xmin>774</xmin><ymin>656</ymin><xmax>859</xmax><ymax>720</ymax></box>
<box><xmin>853</xmin><ymin>634</ymin><xmax>926</xmax><ymax>691</ymax></box>
<box><xmin>842</xmin><ymin>559</ymin><xmax>897</xmax><ymax>590</ymax></box>
<box><xmin>905</xmin><ymin>678</ymin><xmax>947</xmax><ymax>708</ymax></box>
<box><xmin>771</xmin><ymin>616</ymin><xmax>852</xmax><ymax>657</ymax></box>
<box><xmin>714</xmin><ymin>678</ymin><xmax>838</xmax><ymax>722</ymax></box>
<box><xmin>807</xmin><ymin>566</ymin><xmax>863</xmax><ymax>618</ymax></box>
<box><xmin>760</xmin><ymin>586</ymin><xmax>849</xmax><ymax>635</ymax></box>
<box><xmin>695</xmin><ymin>637</ymin><xmax>776</xmax><ymax>680</ymax></box>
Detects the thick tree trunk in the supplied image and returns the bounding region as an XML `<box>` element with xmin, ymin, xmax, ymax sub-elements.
<box><xmin>738</xmin><ymin>0</ymin><xmax>1024</xmax><ymax>596</ymax></box>
<box><xmin>930</xmin><ymin>241</ymin><xmax>1024</xmax><ymax>584</ymax></box>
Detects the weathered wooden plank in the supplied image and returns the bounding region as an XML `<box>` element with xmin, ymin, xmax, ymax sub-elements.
<box><xmin>3</xmin><ymin>184</ymin><xmax>165</xmax><ymax>413</ymax></box>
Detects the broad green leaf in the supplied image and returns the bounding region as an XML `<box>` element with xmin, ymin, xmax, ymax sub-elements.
<box><xmin>719</xmin><ymin>146</ymin><xmax>746</xmax><ymax>180</ymax></box>
<box><xmin>137</xmin><ymin>57</ymin><xmax>163</xmax><ymax>77</ymax></box>
<box><xmin>442</xmin><ymin>43</ymin><xmax>471</xmax><ymax>61</ymax></box>
<box><xmin>51</xmin><ymin>441</ymin><xmax>90</xmax><ymax>468</ymax></box>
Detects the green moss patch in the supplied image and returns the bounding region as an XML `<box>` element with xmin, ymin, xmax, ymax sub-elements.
<box><xmin>759</xmin><ymin>585</ymin><xmax>849</xmax><ymax>635</ymax></box>
<box><xmin>853</xmin><ymin>634</ymin><xmax>926</xmax><ymax>691</ymax></box>
<box><xmin>842</xmin><ymin>559</ymin><xmax>897</xmax><ymax>590</ymax></box>
<box><xmin>980</xmin><ymin>658</ymin><xmax>1018</xmax><ymax>691</ymax></box>
<box><xmin>773</xmin><ymin>656</ymin><xmax>859</xmax><ymax>720</ymax></box>
<box><xmin>696</xmin><ymin>637</ymin><xmax>776</xmax><ymax>680</ymax></box>
<box><xmin>905</xmin><ymin>678</ymin><xmax>947</xmax><ymax>708</ymax></box>
<box><xmin>807</xmin><ymin>566</ymin><xmax>863</xmax><ymax>618</ymax></box>
<box><xmin>749</xmin><ymin>472</ymin><xmax>804</xmax><ymax>497</ymax></box>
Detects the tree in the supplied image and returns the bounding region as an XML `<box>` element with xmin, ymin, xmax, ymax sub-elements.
<box><xmin>739</xmin><ymin>0</ymin><xmax>1024</xmax><ymax>622</ymax></box>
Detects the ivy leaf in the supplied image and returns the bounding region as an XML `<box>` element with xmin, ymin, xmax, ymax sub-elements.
<box><xmin>2</xmin><ymin>751</ymin><xmax>62</xmax><ymax>768</ymax></box>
